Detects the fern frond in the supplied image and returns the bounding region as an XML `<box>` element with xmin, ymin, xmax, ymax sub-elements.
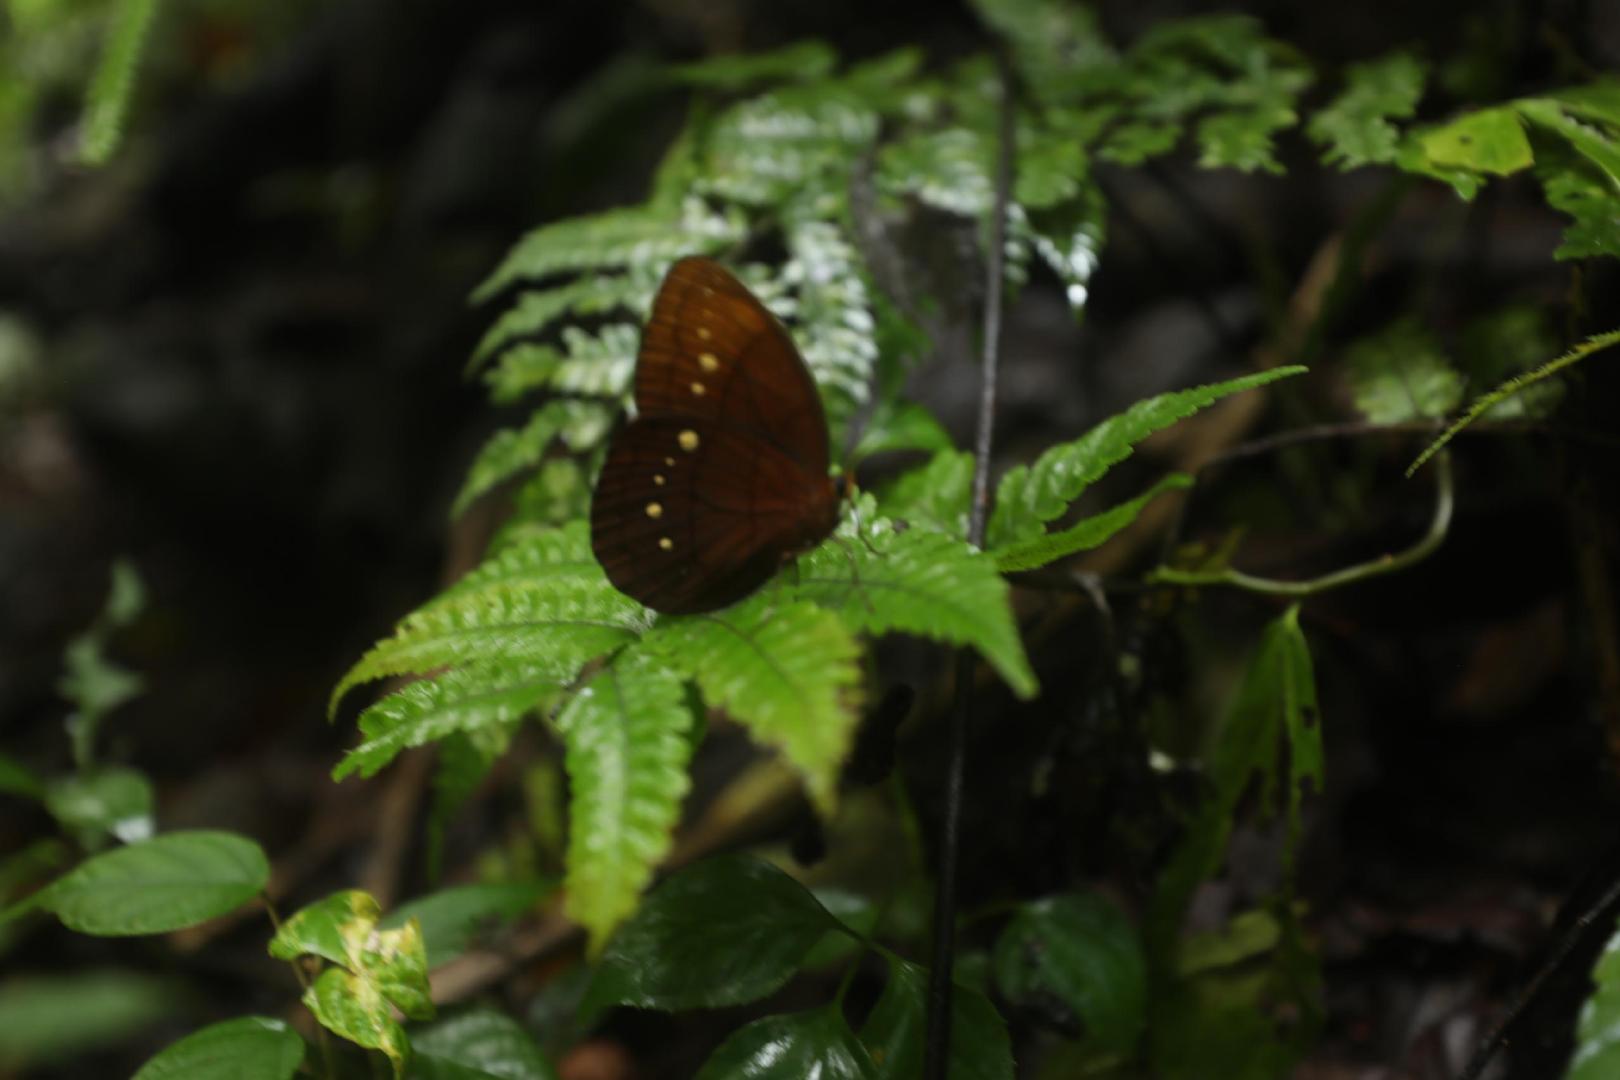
<box><xmin>670</xmin><ymin>40</ymin><xmax>838</xmax><ymax>90</ymax></box>
<box><xmin>784</xmin><ymin>220</ymin><xmax>877</xmax><ymax>423</ymax></box>
<box><xmin>993</xmin><ymin>472</ymin><xmax>1192</xmax><ymax>573</ymax></box>
<box><xmin>330</xmin><ymin>525</ymin><xmax>645</xmax><ymax>716</ymax></box>
<box><xmin>1306</xmin><ymin>53</ymin><xmax>1427</xmax><ymax>170</ymax></box>
<box><xmin>792</xmin><ymin>511</ymin><xmax>1039</xmax><ymax>700</ymax></box>
<box><xmin>699</xmin><ymin>84</ymin><xmax>878</xmax><ymax>208</ymax></box>
<box><xmin>1345</xmin><ymin>320</ymin><xmax>1461</xmax><ymax>424</ymax></box>
<box><xmin>988</xmin><ymin>368</ymin><xmax>1305</xmax><ymax>548</ymax></box>
<box><xmin>645</xmin><ymin>597</ymin><xmax>861</xmax><ymax>815</ymax></box>
<box><xmin>451</xmin><ymin>400</ymin><xmax>613</xmax><ymax>518</ymax></box>
<box><xmin>427</xmin><ymin>728</ymin><xmax>513</xmax><ymax>881</ymax></box>
<box><xmin>78</xmin><ymin>0</ymin><xmax>157</xmax><ymax>165</ymax></box>
<box><xmin>876</xmin><ymin>449</ymin><xmax>972</xmax><ymax>537</ymax></box>
<box><xmin>333</xmin><ymin>660</ymin><xmax>562</xmax><ymax>781</ymax></box>
<box><xmin>467</xmin><ymin>273</ymin><xmax>656</xmax><ymax>373</ymax></box>
<box><xmin>473</xmin><ymin>198</ymin><xmax>745</xmax><ymax>303</ymax></box>
<box><xmin>556</xmin><ymin>646</ymin><xmax>693</xmax><ymax>952</ymax></box>
<box><xmin>486</xmin><ymin>325</ymin><xmax>639</xmax><ymax>403</ymax></box>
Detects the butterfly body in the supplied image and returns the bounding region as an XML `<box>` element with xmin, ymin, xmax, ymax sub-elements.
<box><xmin>590</xmin><ymin>257</ymin><xmax>839</xmax><ymax>615</ymax></box>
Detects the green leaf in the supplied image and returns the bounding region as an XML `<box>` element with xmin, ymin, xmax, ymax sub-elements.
<box><xmin>879</xmin><ymin>126</ymin><xmax>994</xmax><ymax>217</ymax></box>
<box><xmin>645</xmin><ymin>595</ymin><xmax>861</xmax><ymax>815</ymax></box>
<box><xmin>1540</xmin><ymin>161</ymin><xmax>1620</xmax><ymax>260</ymax></box>
<box><xmin>383</xmin><ymin>881</ymin><xmax>553</xmax><ymax>970</ymax></box>
<box><xmin>329</xmin><ymin>523</ymin><xmax>644</xmax><ymax>718</ymax></box>
<box><xmin>1516</xmin><ymin>98</ymin><xmax>1620</xmax><ymax>187</ymax></box>
<box><xmin>699</xmin><ymin>81</ymin><xmax>878</xmax><ymax>208</ymax></box>
<box><xmin>59</xmin><ymin>635</ymin><xmax>143</xmax><ymax>722</ymax></box>
<box><xmin>992</xmin><ymin>894</ymin><xmax>1146</xmax><ymax>1057</ymax></box>
<box><xmin>1456</xmin><ymin>306</ymin><xmax>1564</xmax><ymax>419</ymax></box>
<box><xmin>670</xmin><ymin>40</ymin><xmax>838</xmax><ymax>89</ymax></box>
<box><xmin>988</xmin><ymin>368</ymin><xmax>1305</xmax><ymax>548</ymax></box>
<box><xmin>427</xmin><ymin>729</ymin><xmax>513</xmax><ymax>882</ymax></box>
<box><xmin>969</xmin><ymin>0</ymin><xmax>1118</xmax><ymax>106</ymax></box>
<box><xmin>859</xmin><ymin>958</ymin><xmax>1013</xmax><ymax>1080</ymax></box>
<box><xmin>1150</xmin><ymin>970</ymin><xmax>1296</xmax><ymax>1080</ymax></box>
<box><xmin>78</xmin><ymin>0</ymin><xmax>157</xmax><ymax>165</ymax></box>
<box><xmin>1148</xmin><ymin>606</ymin><xmax>1321</xmax><ymax>957</ymax></box>
<box><xmin>1393</xmin><ymin>129</ymin><xmax>1486</xmax><ymax>200</ymax></box>
<box><xmin>473</xmin><ymin>199</ymin><xmax>744</xmax><ymax>303</ymax></box>
<box><xmin>582</xmin><ymin>855</ymin><xmax>845</xmax><ymax>1012</ymax></box>
<box><xmin>1410</xmin><ymin>328</ymin><xmax>1620</xmax><ymax>476</ymax></box>
<box><xmin>104</xmin><ymin>557</ymin><xmax>146</xmax><ymax>626</ymax></box>
<box><xmin>877</xmin><ymin>450</ymin><xmax>973</xmax><ymax>536</ymax></box>
<box><xmin>409</xmin><ymin>1007</ymin><xmax>558</xmax><ymax>1080</ymax></box>
<box><xmin>1570</xmin><ymin>925</ymin><xmax>1620</xmax><ymax>1079</ymax></box>
<box><xmin>852</xmin><ymin>401</ymin><xmax>955</xmax><ymax>463</ymax></box>
<box><xmin>132</xmin><ymin>1017</ymin><xmax>304</xmax><ymax>1080</ymax></box>
<box><xmin>1098</xmin><ymin>120</ymin><xmax>1182</xmax><ymax>165</ymax></box>
<box><xmin>1307</xmin><ymin>53</ymin><xmax>1427</xmax><ymax>169</ymax></box>
<box><xmin>334</xmin><ymin>661</ymin><xmax>559</xmax><ymax>781</ymax></box>
<box><xmin>44</xmin><ymin>766</ymin><xmax>153</xmax><ymax>846</ymax></box>
<box><xmin>1420</xmin><ymin>106</ymin><xmax>1533</xmax><ymax>175</ymax></box>
<box><xmin>555</xmin><ymin>646</ymin><xmax>694</xmax><ymax>952</ymax></box>
<box><xmin>0</xmin><ymin>971</ymin><xmax>176</xmax><ymax>1067</ymax></box>
<box><xmin>785</xmin><ymin>219</ymin><xmax>878</xmax><ymax>425</ymax></box>
<box><xmin>451</xmin><ymin>401</ymin><xmax>613</xmax><ymax>518</ymax></box>
<box><xmin>1345</xmin><ymin>318</ymin><xmax>1463</xmax><ymax>422</ymax></box>
<box><xmin>467</xmin><ymin>273</ymin><xmax>654</xmax><ymax>372</ymax></box>
<box><xmin>1196</xmin><ymin>104</ymin><xmax>1298</xmax><ymax>174</ymax></box>
<box><xmin>0</xmin><ymin>752</ymin><xmax>42</xmax><ymax>800</ymax></box>
<box><xmin>1027</xmin><ymin>181</ymin><xmax>1106</xmax><ymax>317</ymax></box>
<box><xmin>791</xmin><ymin>512</ymin><xmax>1039</xmax><ymax>700</ymax></box>
<box><xmin>697</xmin><ymin>1006</ymin><xmax>878</xmax><ymax>1080</ymax></box>
<box><xmin>271</xmin><ymin>890</ymin><xmax>434</xmax><ymax>1075</ymax></box>
<box><xmin>994</xmin><ymin>472</ymin><xmax>1192</xmax><ymax>572</ymax></box>
<box><xmin>40</xmin><ymin>830</ymin><xmax>269</xmax><ymax>935</ymax></box>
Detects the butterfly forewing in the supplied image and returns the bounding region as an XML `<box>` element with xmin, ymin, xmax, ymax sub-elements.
<box><xmin>634</xmin><ymin>257</ymin><xmax>830</xmax><ymax>472</ymax></box>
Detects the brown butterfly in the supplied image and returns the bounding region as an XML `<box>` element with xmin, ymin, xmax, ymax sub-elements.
<box><xmin>589</xmin><ymin>257</ymin><xmax>841</xmax><ymax>614</ymax></box>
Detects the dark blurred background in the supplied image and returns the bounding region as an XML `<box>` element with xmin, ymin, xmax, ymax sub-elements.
<box><xmin>2</xmin><ymin>0</ymin><xmax>1619</xmax><ymax>1076</ymax></box>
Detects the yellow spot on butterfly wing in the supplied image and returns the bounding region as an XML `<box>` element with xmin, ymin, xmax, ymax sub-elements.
<box><xmin>646</xmin><ymin>503</ymin><xmax>663</xmax><ymax>519</ymax></box>
<box><xmin>659</xmin><ymin>538</ymin><xmax>673</xmax><ymax>551</ymax></box>
<box><xmin>691</xmin><ymin>382</ymin><xmax>706</xmax><ymax>396</ymax></box>
<box><xmin>698</xmin><ymin>352</ymin><xmax>720</xmax><ymax>373</ymax></box>
<box><xmin>678</xmin><ymin>430</ymin><xmax>699</xmax><ymax>452</ymax></box>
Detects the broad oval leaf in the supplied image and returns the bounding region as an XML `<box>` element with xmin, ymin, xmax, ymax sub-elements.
<box><xmin>40</xmin><ymin>830</ymin><xmax>268</xmax><ymax>936</ymax></box>
<box><xmin>0</xmin><ymin>971</ymin><xmax>176</xmax><ymax>1067</ymax></box>
<box><xmin>582</xmin><ymin>855</ymin><xmax>846</xmax><ymax>1013</ymax></box>
<box><xmin>860</xmin><ymin>958</ymin><xmax>1012</xmax><ymax>1080</ymax></box>
<box><xmin>382</xmin><ymin>881</ymin><xmax>553</xmax><ymax>970</ymax></box>
<box><xmin>132</xmin><ymin>1017</ymin><xmax>304</xmax><ymax>1080</ymax></box>
<box><xmin>696</xmin><ymin>1006</ymin><xmax>878</xmax><ymax>1080</ymax></box>
<box><xmin>408</xmin><ymin>1007</ymin><xmax>558</xmax><ymax>1080</ymax></box>
<box><xmin>992</xmin><ymin>893</ymin><xmax>1146</xmax><ymax>1057</ymax></box>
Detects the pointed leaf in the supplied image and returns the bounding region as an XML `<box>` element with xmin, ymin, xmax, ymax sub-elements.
<box><xmin>451</xmin><ymin>401</ymin><xmax>613</xmax><ymax>518</ymax></box>
<box><xmin>1570</xmin><ymin>926</ymin><xmax>1620</xmax><ymax>1079</ymax></box>
<box><xmin>1345</xmin><ymin>319</ymin><xmax>1462</xmax><ymax>422</ymax></box>
<box><xmin>698</xmin><ymin>1007</ymin><xmax>878</xmax><ymax>1080</ymax></box>
<box><xmin>994</xmin><ymin>472</ymin><xmax>1192</xmax><ymax>572</ymax></box>
<box><xmin>852</xmin><ymin>401</ymin><xmax>955</xmax><ymax>463</ymax></box>
<box><xmin>132</xmin><ymin>1017</ymin><xmax>304</xmax><ymax>1080</ymax></box>
<box><xmin>44</xmin><ymin>766</ymin><xmax>153</xmax><ymax>846</ymax></box>
<box><xmin>408</xmin><ymin>1008</ymin><xmax>558</xmax><ymax>1080</ymax></box>
<box><xmin>860</xmin><ymin>958</ymin><xmax>1012</xmax><ymax>1080</ymax></box>
<box><xmin>1307</xmin><ymin>53</ymin><xmax>1427</xmax><ymax>169</ymax></box>
<box><xmin>989</xmin><ymin>368</ymin><xmax>1304</xmax><ymax>548</ymax></box>
<box><xmin>877</xmin><ymin>450</ymin><xmax>972</xmax><ymax>537</ymax></box>
<box><xmin>792</xmin><ymin>514</ymin><xmax>1038</xmax><ymax>699</ymax></box>
<box><xmin>304</xmin><ymin>966</ymin><xmax>410</xmax><ymax>1078</ymax></box>
<box><xmin>555</xmin><ymin>647</ymin><xmax>694</xmax><ymax>952</ymax></box>
<box><xmin>1420</xmin><ymin>107</ymin><xmax>1532</xmax><ymax>175</ymax></box>
<box><xmin>468</xmin><ymin>273</ymin><xmax>654</xmax><ymax>372</ymax></box>
<box><xmin>582</xmin><ymin>855</ymin><xmax>845</xmax><ymax>1012</ymax></box>
<box><xmin>382</xmin><ymin>881</ymin><xmax>553</xmax><ymax>969</ymax></box>
<box><xmin>40</xmin><ymin>830</ymin><xmax>268</xmax><ymax>935</ymax></box>
<box><xmin>645</xmin><ymin>596</ymin><xmax>861</xmax><ymax>814</ymax></box>
<box><xmin>0</xmin><ymin>971</ymin><xmax>177</xmax><ymax>1067</ymax></box>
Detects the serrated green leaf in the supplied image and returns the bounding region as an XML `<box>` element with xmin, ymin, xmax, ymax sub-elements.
<box><xmin>1027</xmin><ymin>180</ymin><xmax>1106</xmax><ymax>316</ymax></box>
<box><xmin>698</xmin><ymin>1006</ymin><xmax>878</xmax><ymax>1079</ymax></box>
<box><xmin>467</xmin><ymin>274</ymin><xmax>654</xmax><ymax>372</ymax></box>
<box><xmin>132</xmin><ymin>1017</ymin><xmax>304</xmax><ymax>1080</ymax></box>
<box><xmin>791</xmin><ymin>512</ymin><xmax>1038</xmax><ymax>699</ymax></box>
<box><xmin>646</xmin><ymin>596</ymin><xmax>861</xmax><ymax>814</ymax></box>
<box><xmin>44</xmin><ymin>766</ymin><xmax>153</xmax><ymax>846</ymax></box>
<box><xmin>1196</xmin><ymin>104</ymin><xmax>1298</xmax><ymax>174</ymax></box>
<box><xmin>382</xmin><ymin>881</ymin><xmax>553</xmax><ymax>970</ymax></box>
<box><xmin>1542</xmin><ymin>166</ymin><xmax>1620</xmax><ymax>259</ymax></box>
<box><xmin>879</xmin><ymin>126</ymin><xmax>993</xmax><ymax>217</ymax></box>
<box><xmin>451</xmin><ymin>401</ymin><xmax>612</xmax><ymax>518</ymax></box>
<box><xmin>334</xmin><ymin>661</ymin><xmax>561</xmax><ymax>781</ymax></box>
<box><xmin>474</xmin><ymin>199</ymin><xmax>744</xmax><ymax>303</ymax></box>
<box><xmin>670</xmin><ymin>40</ymin><xmax>838</xmax><ymax>89</ymax></box>
<box><xmin>41</xmin><ymin>830</ymin><xmax>268</xmax><ymax>935</ymax></box>
<box><xmin>989</xmin><ymin>368</ymin><xmax>1305</xmax><ymax>549</ymax></box>
<box><xmin>1420</xmin><ymin>106</ymin><xmax>1532</xmax><ymax>175</ymax></box>
<box><xmin>877</xmin><ymin>450</ymin><xmax>973</xmax><ymax>537</ymax></box>
<box><xmin>555</xmin><ymin>647</ymin><xmax>693</xmax><ymax>952</ymax></box>
<box><xmin>0</xmin><ymin>971</ymin><xmax>176</xmax><ymax>1067</ymax></box>
<box><xmin>859</xmin><ymin>958</ymin><xmax>1013</xmax><ymax>1080</ymax></box>
<box><xmin>786</xmin><ymin>220</ymin><xmax>878</xmax><ymax>424</ymax></box>
<box><xmin>329</xmin><ymin>524</ymin><xmax>644</xmax><ymax>717</ymax></box>
<box><xmin>1394</xmin><ymin>127</ymin><xmax>1486</xmax><ymax>200</ymax></box>
<box><xmin>77</xmin><ymin>0</ymin><xmax>157</xmax><ymax>165</ymax></box>
<box><xmin>1345</xmin><ymin>318</ymin><xmax>1462</xmax><ymax>422</ymax></box>
<box><xmin>1307</xmin><ymin>52</ymin><xmax>1427</xmax><ymax>169</ymax></box>
<box><xmin>1097</xmin><ymin>120</ymin><xmax>1182</xmax><ymax>165</ymax></box>
<box><xmin>993</xmin><ymin>472</ymin><xmax>1192</xmax><ymax>573</ymax></box>
<box><xmin>104</xmin><ymin>557</ymin><xmax>145</xmax><ymax>626</ymax></box>
<box><xmin>583</xmin><ymin>855</ymin><xmax>845</xmax><ymax>1013</ymax></box>
<box><xmin>409</xmin><ymin>1007</ymin><xmax>558</xmax><ymax>1080</ymax></box>
<box><xmin>58</xmin><ymin>635</ymin><xmax>143</xmax><ymax>723</ymax></box>
<box><xmin>1570</xmin><ymin>927</ymin><xmax>1620</xmax><ymax>1079</ymax></box>
<box><xmin>698</xmin><ymin>81</ymin><xmax>877</xmax><ymax>208</ymax></box>
<box><xmin>969</xmin><ymin>0</ymin><xmax>1118</xmax><ymax>106</ymax></box>
<box><xmin>1517</xmin><ymin>98</ymin><xmax>1620</xmax><ymax>187</ymax></box>
<box><xmin>993</xmin><ymin>894</ymin><xmax>1146</xmax><ymax>1057</ymax></box>
<box><xmin>1457</xmin><ymin>307</ymin><xmax>1564</xmax><ymax>419</ymax></box>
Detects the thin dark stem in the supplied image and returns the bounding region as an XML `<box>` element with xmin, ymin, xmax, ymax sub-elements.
<box><xmin>923</xmin><ymin>46</ymin><xmax>1016</xmax><ymax>1080</ymax></box>
<box><xmin>1457</xmin><ymin>870</ymin><xmax>1620</xmax><ymax>1080</ymax></box>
